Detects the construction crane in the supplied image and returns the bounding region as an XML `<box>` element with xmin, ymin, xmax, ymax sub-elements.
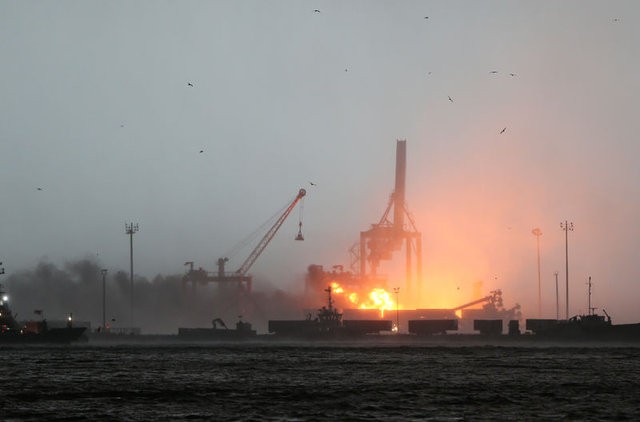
<box><xmin>183</xmin><ymin>188</ymin><xmax>307</xmax><ymax>293</ymax></box>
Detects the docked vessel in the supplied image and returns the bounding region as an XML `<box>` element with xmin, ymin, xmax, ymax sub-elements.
<box><xmin>0</xmin><ymin>285</ymin><xmax>86</xmax><ymax>344</ymax></box>
<box><xmin>526</xmin><ymin>311</ymin><xmax>640</xmax><ymax>342</ymax></box>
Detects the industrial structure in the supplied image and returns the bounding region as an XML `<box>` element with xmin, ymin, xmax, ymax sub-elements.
<box><xmin>305</xmin><ymin>140</ymin><xmax>422</xmax><ymax>300</ymax></box>
<box><xmin>359</xmin><ymin>140</ymin><xmax>422</xmax><ymax>294</ymax></box>
<box><xmin>182</xmin><ymin>188</ymin><xmax>306</xmax><ymax>296</ymax></box>
<box><xmin>303</xmin><ymin>139</ymin><xmax>521</xmax><ymax>334</ymax></box>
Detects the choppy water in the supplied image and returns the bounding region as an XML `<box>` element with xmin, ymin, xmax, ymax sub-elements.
<box><xmin>1</xmin><ymin>343</ymin><xmax>640</xmax><ymax>421</ymax></box>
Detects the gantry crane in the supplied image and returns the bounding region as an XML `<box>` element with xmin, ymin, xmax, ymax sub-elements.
<box><xmin>183</xmin><ymin>188</ymin><xmax>307</xmax><ymax>293</ymax></box>
<box><xmin>358</xmin><ymin>140</ymin><xmax>422</xmax><ymax>292</ymax></box>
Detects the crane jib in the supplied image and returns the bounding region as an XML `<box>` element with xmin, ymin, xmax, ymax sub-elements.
<box><xmin>234</xmin><ymin>188</ymin><xmax>306</xmax><ymax>276</ymax></box>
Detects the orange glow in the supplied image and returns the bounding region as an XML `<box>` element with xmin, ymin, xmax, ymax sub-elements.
<box><xmin>330</xmin><ymin>282</ymin><xmax>396</xmax><ymax>318</ymax></box>
<box><xmin>330</xmin><ymin>282</ymin><xmax>344</xmax><ymax>294</ymax></box>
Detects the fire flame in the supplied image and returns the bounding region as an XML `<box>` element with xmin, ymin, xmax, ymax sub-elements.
<box><xmin>330</xmin><ymin>282</ymin><xmax>396</xmax><ymax>318</ymax></box>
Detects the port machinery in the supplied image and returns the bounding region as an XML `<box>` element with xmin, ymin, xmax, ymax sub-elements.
<box><xmin>182</xmin><ymin>188</ymin><xmax>306</xmax><ymax>293</ymax></box>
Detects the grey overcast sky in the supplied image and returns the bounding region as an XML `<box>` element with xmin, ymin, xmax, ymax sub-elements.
<box><xmin>2</xmin><ymin>1</ymin><xmax>640</xmax><ymax>321</ymax></box>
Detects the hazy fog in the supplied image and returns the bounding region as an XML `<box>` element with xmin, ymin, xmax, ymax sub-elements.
<box><xmin>2</xmin><ymin>2</ymin><xmax>640</xmax><ymax>327</ymax></box>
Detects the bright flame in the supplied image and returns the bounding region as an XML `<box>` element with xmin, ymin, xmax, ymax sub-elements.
<box><xmin>329</xmin><ymin>282</ymin><xmax>396</xmax><ymax>318</ymax></box>
<box><xmin>330</xmin><ymin>282</ymin><xmax>344</xmax><ymax>294</ymax></box>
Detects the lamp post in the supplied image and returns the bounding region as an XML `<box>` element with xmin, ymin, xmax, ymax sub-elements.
<box><xmin>532</xmin><ymin>228</ymin><xmax>542</xmax><ymax>317</ymax></box>
<box><xmin>554</xmin><ymin>271</ymin><xmax>559</xmax><ymax>321</ymax></box>
<box><xmin>560</xmin><ymin>221</ymin><xmax>574</xmax><ymax>320</ymax></box>
<box><xmin>125</xmin><ymin>222</ymin><xmax>139</xmax><ymax>330</ymax></box>
<box><xmin>100</xmin><ymin>269</ymin><xmax>108</xmax><ymax>332</ymax></box>
<box><xmin>393</xmin><ymin>287</ymin><xmax>400</xmax><ymax>333</ymax></box>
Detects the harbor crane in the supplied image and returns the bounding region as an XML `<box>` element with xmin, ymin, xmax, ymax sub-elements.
<box><xmin>183</xmin><ymin>188</ymin><xmax>307</xmax><ymax>293</ymax></box>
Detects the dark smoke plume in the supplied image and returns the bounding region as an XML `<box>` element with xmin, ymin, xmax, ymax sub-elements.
<box><xmin>3</xmin><ymin>258</ymin><xmax>307</xmax><ymax>334</ymax></box>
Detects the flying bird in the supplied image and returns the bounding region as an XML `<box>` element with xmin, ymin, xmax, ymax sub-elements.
<box><xmin>36</xmin><ymin>187</ymin><xmax>43</xmax><ymax>191</ymax></box>
<box><xmin>500</xmin><ymin>127</ymin><xmax>506</xmax><ymax>134</ymax></box>
<box><xmin>489</xmin><ymin>70</ymin><xmax>498</xmax><ymax>74</ymax></box>
<box><xmin>187</xmin><ymin>82</ymin><xmax>194</xmax><ymax>87</ymax></box>
<box><xmin>448</xmin><ymin>96</ymin><xmax>453</xmax><ymax>102</ymax></box>
<box><xmin>344</xmin><ymin>68</ymin><xmax>348</xmax><ymax>72</ymax></box>
<box><xmin>199</xmin><ymin>150</ymin><xmax>204</xmax><ymax>154</ymax></box>
<box><xmin>309</xmin><ymin>181</ymin><xmax>316</xmax><ymax>186</ymax></box>
<box><xmin>424</xmin><ymin>16</ymin><xmax>429</xmax><ymax>19</ymax></box>
<box><xmin>509</xmin><ymin>73</ymin><xmax>517</xmax><ymax>77</ymax></box>
<box><xmin>613</xmin><ymin>18</ymin><xmax>620</xmax><ymax>22</ymax></box>
<box><xmin>314</xmin><ymin>9</ymin><xmax>321</xmax><ymax>13</ymax></box>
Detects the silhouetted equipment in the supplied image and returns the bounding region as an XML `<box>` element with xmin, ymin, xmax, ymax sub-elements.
<box><xmin>268</xmin><ymin>285</ymin><xmax>392</xmax><ymax>338</ymax></box>
<box><xmin>473</xmin><ymin>319</ymin><xmax>503</xmax><ymax>336</ymax></box>
<box><xmin>183</xmin><ymin>188</ymin><xmax>307</xmax><ymax>293</ymax></box>
<box><xmin>508</xmin><ymin>320</ymin><xmax>520</xmax><ymax>336</ymax></box>
<box><xmin>358</xmin><ymin>140</ymin><xmax>422</xmax><ymax>293</ymax></box>
<box><xmin>212</xmin><ymin>318</ymin><xmax>228</xmax><ymax>329</ymax></box>
<box><xmin>408</xmin><ymin>319</ymin><xmax>458</xmax><ymax>336</ymax></box>
<box><xmin>451</xmin><ymin>290</ymin><xmax>504</xmax><ymax>312</ymax></box>
<box><xmin>178</xmin><ymin>317</ymin><xmax>257</xmax><ymax>340</ymax></box>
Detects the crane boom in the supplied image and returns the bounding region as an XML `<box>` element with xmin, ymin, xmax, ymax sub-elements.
<box><xmin>451</xmin><ymin>290</ymin><xmax>503</xmax><ymax>312</ymax></box>
<box><xmin>234</xmin><ymin>188</ymin><xmax>306</xmax><ymax>276</ymax></box>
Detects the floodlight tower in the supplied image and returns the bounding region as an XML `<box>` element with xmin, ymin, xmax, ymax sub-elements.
<box><xmin>560</xmin><ymin>221</ymin><xmax>574</xmax><ymax>320</ymax></box>
<box><xmin>125</xmin><ymin>222</ymin><xmax>139</xmax><ymax>329</ymax></box>
<box><xmin>532</xmin><ymin>228</ymin><xmax>542</xmax><ymax>317</ymax></box>
<box><xmin>554</xmin><ymin>271</ymin><xmax>559</xmax><ymax>320</ymax></box>
<box><xmin>100</xmin><ymin>269</ymin><xmax>108</xmax><ymax>331</ymax></box>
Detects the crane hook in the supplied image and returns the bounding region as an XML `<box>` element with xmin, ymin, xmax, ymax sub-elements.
<box><xmin>295</xmin><ymin>221</ymin><xmax>304</xmax><ymax>241</ymax></box>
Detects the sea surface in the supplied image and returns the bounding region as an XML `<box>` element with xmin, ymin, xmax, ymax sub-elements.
<box><xmin>1</xmin><ymin>341</ymin><xmax>640</xmax><ymax>421</ymax></box>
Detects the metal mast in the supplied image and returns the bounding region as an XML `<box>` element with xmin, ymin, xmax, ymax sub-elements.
<box><xmin>125</xmin><ymin>222</ymin><xmax>139</xmax><ymax>329</ymax></box>
<box><xmin>101</xmin><ymin>268</ymin><xmax>107</xmax><ymax>331</ymax></box>
<box><xmin>560</xmin><ymin>221</ymin><xmax>573</xmax><ymax>320</ymax></box>
<box><xmin>532</xmin><ymin>228</ymin><xmax>542</xmax><ymax>317</ymax></box>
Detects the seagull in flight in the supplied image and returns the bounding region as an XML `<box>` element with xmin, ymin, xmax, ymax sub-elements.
<box><xmin>500</xmin><ymin>127</ymin><xmax>506</xmax><ymax>134</ymax></box>
<box><xmin>314</xmin><ymin>9</ymin><xmax>321</xmax><ymax>13</ymax></box>
<box><xmin>36</xmin><ymin>187</ymin><xmax>43</xmax><ymax>191</ymax></box>
<box><xmin>509</xmin><ymin>73</ymin><xmax>517</xmax><ymax>77</ymax></box>
<box><xmin>448</xmin><ymin>96</ymin><xmax>454</xmax><ymax>103</ymax></box>
<box><xmin>199</xmin><ymin>150</ymin><xmax>204</xmax><ymax>154</ymax></box>
<box><xmin>187</xmin><ymin>82</ymin><xmax>194</xmax><ymax>87</ymax></box>
<box><xmin>309</xmin><ymin>181</ymin><xmax>316</xmax><ymax>186</ymax></box>
<box><xmin>489</xmin><ymin>70</ymin><xmax>498</xmax><ymax>74</ymax></box>
<box><xmin>424</xmin><ymin>16</ymin><xmax>429</xmax><ymax>19</ymax></box>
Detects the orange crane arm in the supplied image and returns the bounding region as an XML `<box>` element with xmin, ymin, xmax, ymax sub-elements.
<box><xmin>234</xmin><ymin>188</ymin><xmax>306</xmax><ymax>275</ymax></box>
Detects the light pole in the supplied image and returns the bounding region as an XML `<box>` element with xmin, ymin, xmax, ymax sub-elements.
<box><xmin>532</xmin><ymin>228</ymin><xmax>542</xmax><ymax>317</ymax></box>
<box><xmin>554</xmin><ymin>271</ymin><xmax>559</xmax><ymax>320</ymax></box>
<box><xmin>560</xmin><ymin>221</ymin><xmax>574</xmax><ymax>320</ymax></box>
<box><xmin>393</xmin><ymin>287</ymin><xmax>400</xmax><ymax>333</ymax></box>
<box><xmin>100</xmin><ymin>269</ymin><xmax>107</xmax><ymax>332</ymax></box>
<box><xmin>125</xmin><ymin>222</ymin><xmax>139</xmax><ymax>330</ymax></box>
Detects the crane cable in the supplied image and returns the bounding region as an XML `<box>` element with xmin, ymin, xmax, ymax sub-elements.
<box><xmin>222</xmin><ymin>192</ymin><xmax>299</xmax><ymax>261</ymax></box>
<box><xmin>298</xmin><ymin>196</ymin><xmax>305</xmax><ymax>231</ymax></box>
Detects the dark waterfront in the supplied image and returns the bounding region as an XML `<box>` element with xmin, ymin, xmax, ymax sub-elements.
<box><xmin>1</xmin><ymin>343</ymin><xmax>640</xmax><ymax>421</ymax></box>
